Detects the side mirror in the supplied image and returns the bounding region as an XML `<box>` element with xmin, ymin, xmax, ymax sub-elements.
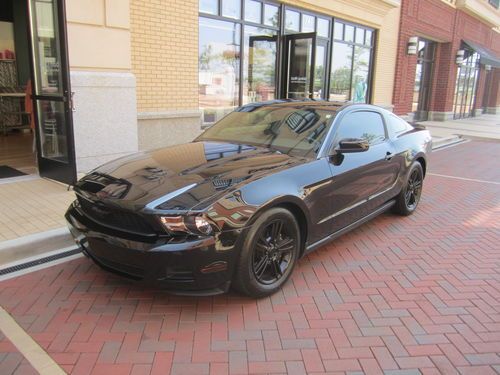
<box><xmin>334</xmin><ymin>138</ymin><xmax>370</xmax><ymax>154</ymax></box>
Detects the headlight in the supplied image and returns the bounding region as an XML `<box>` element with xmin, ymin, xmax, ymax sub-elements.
<box><xmin>194</xmin><ymin>216</ymin><xmax>213</xmax><ymax>235</ymax></box>
<box><xmin>158</xmin><ymin>215</ymin><xmax>213</xmax><ymax>236</ymax></box>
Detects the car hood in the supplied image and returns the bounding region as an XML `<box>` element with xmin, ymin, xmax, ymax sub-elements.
<box><xmin>73</xmin><ymin>141</ymin><xmax>305</xmax><ymax>211</ymax></box>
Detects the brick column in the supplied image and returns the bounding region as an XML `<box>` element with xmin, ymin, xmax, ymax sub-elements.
<box><xmin>474</xmin><ymin>66</ymin><xmax>487</xmax><ymax>115</ymax></box>
<box><xmin>428</xmin><ymin>41</ymin><xmax>459</xmax><ymax>121</ymax></box>
<box><xmin>485</xmin><ymin>68</ymin><xmax>500</xmax><ymax>114</ymax></box>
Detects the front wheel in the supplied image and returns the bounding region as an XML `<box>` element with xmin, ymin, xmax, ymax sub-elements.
<box><xmin>393</xmin><ymin>161</ymin><xmax>424</xmax><ymax>216</ymax></box>
<box><xmin>232</xmin><ymin>208</ymin><xmax>300</xmax><ymax>298</ymax></box>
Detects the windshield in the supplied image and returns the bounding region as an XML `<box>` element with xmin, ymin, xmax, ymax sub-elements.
<box><xmin>197</xmin><ymin>105</ymin><xmax>337</xmax><ymax>157</ymax></box>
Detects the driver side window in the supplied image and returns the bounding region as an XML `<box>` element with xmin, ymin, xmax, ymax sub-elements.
<box><xmin>334</xmin><ymin>111</ymin><xmax>386</xmax><ymax>146</ymax></box>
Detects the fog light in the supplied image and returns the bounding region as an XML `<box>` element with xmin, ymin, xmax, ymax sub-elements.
<box><xmin>195</xmin><ymin>216</ymin><xmax>213</xmax><ymax>235</ymax></box>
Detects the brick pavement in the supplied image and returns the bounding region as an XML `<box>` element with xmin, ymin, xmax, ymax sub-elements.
<box><xmin>0</xmin><ymin>140</ymin><xmax>499</xmax><ymax>375</ymax></box>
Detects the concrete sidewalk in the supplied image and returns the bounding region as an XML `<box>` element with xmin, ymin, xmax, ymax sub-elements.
<box><xmin>421</xmin><ymin>113</ymin><xmax>500</xmax><ymax>142</ymax></box>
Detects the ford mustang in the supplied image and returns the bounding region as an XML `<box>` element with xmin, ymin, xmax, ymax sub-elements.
<box><xmin>66</xmin><ymin>101</ymin><xmax>432</xmax><ymax>297</ymax></box>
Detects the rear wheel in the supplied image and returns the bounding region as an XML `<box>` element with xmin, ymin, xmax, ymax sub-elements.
<box><xmin>232</xmin><ymin>208</ymin><xmax>300</xmax><ymax>298</ymax></box>
<box><xmin>393</xmin><ymin>161</ymin><xmax>424</xmax><ymax>216</ymax></box>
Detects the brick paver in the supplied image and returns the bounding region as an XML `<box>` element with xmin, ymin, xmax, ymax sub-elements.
<box><xmin>0</xmin><ymin>140</ymin><xmax>499</xmax><ymax>374</ymax></box>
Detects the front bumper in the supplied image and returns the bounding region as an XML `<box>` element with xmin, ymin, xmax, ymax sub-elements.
<box><xmin>66</xmin><ymin>204</ymin><xmax>241</xmax><ymax>295</ymax></box>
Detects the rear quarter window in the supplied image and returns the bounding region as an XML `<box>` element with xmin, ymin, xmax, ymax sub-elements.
<box><xmin>387</xmin><ymin>114</ymin><xmax>413</xmax><ymax>135</ymax></box>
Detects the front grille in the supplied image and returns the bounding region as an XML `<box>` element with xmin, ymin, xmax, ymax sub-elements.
<box><xmin>77</xmin><ymin>196</ymin><xmax>155</xmax><ymax>235</ymax></box>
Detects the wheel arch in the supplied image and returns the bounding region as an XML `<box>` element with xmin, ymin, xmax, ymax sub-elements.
<box><xmin>414</xmin><ymin>154</ymin><xmax>427</xmax><ymax>177</ymax></box>
<box><xmin>247</xmin><ymin>196</ymin><xmax>311</xmax><ymax>258</ymax></box>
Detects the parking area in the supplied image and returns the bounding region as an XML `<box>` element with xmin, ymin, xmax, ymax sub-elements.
<box><xmin>0</xmin><ymin>140</ymin><xmax>499</xmax><ymax>375</ymax></box>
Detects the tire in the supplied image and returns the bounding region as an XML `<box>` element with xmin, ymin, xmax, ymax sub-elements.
<box><xmin>232</xmin><ymin>208</ymin><xmax>301</xmax><ymax>298</ymax></box>
<box><xmin>393</xmin><ymin>161</ymin><xmax>424</xmax><ymax>216</ymax></box>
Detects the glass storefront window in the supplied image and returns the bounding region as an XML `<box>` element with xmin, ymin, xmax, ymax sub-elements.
<box><xmin>313</xmin><ymin>44</ymin><xmax>326</xmax><ymax>99</ymax></box>
<box><xmin>344</xmin><ymin>25</ymin><xmax>354</xmax><ymax>42</ymax></box>
<box><xmin>365</xmin><ymin>30</ymin><xmax>372</xmax><ymax>45</ymax></box>
<box><xmin>199</xmin><ymin>0</ymin><xmax>218</xmax><ymax>15</ymax></box>
<box><xmin>329</xmin><ymin>20</ymin><xmax>374</xmax><ymax>103</ymax></box>
<box><xmin>317</xmin><ymin>18</ymin><xmax>330</xmax><ymax>38</ymax></box>
<box><xmin>198</xmin><ymin>1</ymin><xmax>375</xmax><ymax>120</ymax></box>
<box><xmin>263</xmin><ymin>4</ymin><xmax>279</xmax><ymax>27</ymax></box>
<box><xmin>329</xmin><ymin>42</ymin><xmax>352</xmax><ymax>102</ymax></box>
<box><xmin>302</xmin><ymin>14</ymin><xmax>315</xmax><ymax>32</ymax></box>
<box><xmin>355</xmin><ymin>28</ymin><xmax>364</xmax><ymax>45</ymax></box>
<box><xmin>334</xmin><ymin>22</ymin><xmax>343</xmax><ymax>40</ymax></box>
<box><xmin>199</xmin><ymin>18</ymin><xmax>241</xmax><ymax>124</ymax></box>
<box><xmin>285</xmin><ymin>9</ymin><xmax>300</xmax><ymax>32</ymax></box>
<box><xmin>243</xmin><ymin>26</ymin><xmax>277</xmax><ymax>104</ymax></box>
<box><xmin>351</xmin><ymin>46</ymin><xmax>371</xmax><ymax>103</ymax></box>
<box><xmin>245</xmin><ymin>0</ymin><xmax>261</xmax><ymax>23</ymax></box>
<box><xmin>222</xmin><ymin>0</ymin><xmax>241</xmax><ymax>19</ymax></box>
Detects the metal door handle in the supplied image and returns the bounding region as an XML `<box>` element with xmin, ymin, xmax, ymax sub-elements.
<box><xmin>385</xmin><ymin>152</ymin><xmax>394</xmax><ymax>160</ymax></box>
<box><xmin>70</xmin><ymin>91</ymin><xmax>76</xmax><ymax>112</ymax></box>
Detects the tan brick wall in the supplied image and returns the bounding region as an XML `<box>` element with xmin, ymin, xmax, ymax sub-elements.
<box><xmin>130</xmin><ymin>0</ymin><xmax>199</xmax><ymax>112</ymax></box>
<box><xmin>371</xmin><ymin>6</ymin><xmax>400</xmax><ymax>108</ymax></box>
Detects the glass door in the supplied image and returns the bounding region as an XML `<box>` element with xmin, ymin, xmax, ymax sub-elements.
<box><xmin>412</xmin><ymin>39</ymin><xmax>436</xmax><ymax>121</ymax></box>
<box><xmin>28</xmin><ymin>0</ymin><xmax>76</xmax><ymax>184</ymax></box>
<box><xmin>282</xmin><ymin>33</ymin><xmax>316</xmax><ymax>99</ymax></box>
<box><xmin>453</xmin><ymin>48</ymin><xmax>480</xmax><ymax>119</ymax></box>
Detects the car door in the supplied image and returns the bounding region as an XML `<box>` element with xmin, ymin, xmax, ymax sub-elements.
<box><xmin>324</xmin><ymin>109</ymin><xmax>400</xmax><ymax>233</ymax></box>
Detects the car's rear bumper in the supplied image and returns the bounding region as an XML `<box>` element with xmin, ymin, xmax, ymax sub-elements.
<box><xmin>66</xmin><ymin>204</ymin><xmax>241</xmax><ymax>295</ymax></box>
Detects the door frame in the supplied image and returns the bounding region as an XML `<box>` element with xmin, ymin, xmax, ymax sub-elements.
<box><xmin>280</xmin><ymin>32</ymin><xmax>316</xmax><ymax>99</ymax></box>
<box><xmin>26</xmin><ymin>0</ymin><xmax>77</xmax><ymax>184</ymax></box>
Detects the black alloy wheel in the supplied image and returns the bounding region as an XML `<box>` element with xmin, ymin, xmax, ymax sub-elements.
<box><xmin>404</xmin><ymin>168</ymin><xmax>423</xmax><ymax>210</ymax></box>
<box><xmin>252</xmin><ymin>219</ymin><xmax>295</xmax><ymax>285</ymax></box>
<box><xmin>394</xmin><ymin>161</ymin><xmax>424</xmax><ymax>216</ymax></box>
<box><xmin>232</xmin><ymin>208</ymin><xmax>300</xmax><ymax>297</ymax></box>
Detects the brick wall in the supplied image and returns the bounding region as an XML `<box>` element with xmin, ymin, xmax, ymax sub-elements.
<box><xmin>130</xmin><ymin>0</ymin><xmax>199</xmax><ymax>112</ymax></box>
<box><xmin>393</xmin><ymin>0</ymin><xmax>500</xmax><ymax>116</ymax></box>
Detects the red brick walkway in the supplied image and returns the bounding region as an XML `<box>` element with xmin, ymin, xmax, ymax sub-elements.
<box><xmin>1</xmin><ymin>140</ymin><xmax>499</xmax><ymax>375</ymax></box>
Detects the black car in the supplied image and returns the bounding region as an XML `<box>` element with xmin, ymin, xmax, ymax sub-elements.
<box><xmin>66</xmin><ymin>101</ymin><xmax>432</xmax><ymax>297</ymax></box>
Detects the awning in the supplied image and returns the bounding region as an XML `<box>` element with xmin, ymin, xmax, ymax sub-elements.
<box><xmin>464</xmin><ymin>40</ymin><xmax>500</xmax><ymax>68</ymax></box>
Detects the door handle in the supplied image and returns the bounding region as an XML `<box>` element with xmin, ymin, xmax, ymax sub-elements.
<box><xmin>70</xmin><ymin>91</ymin><xmax>76</xmax><ymax>112</ymax></box>
<box><xmin>385</xmin><ymin>152</ymin><xmax>394</xmax><ymax>160</ymax></box>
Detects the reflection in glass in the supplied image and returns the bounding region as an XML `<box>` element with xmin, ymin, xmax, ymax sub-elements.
<box><xmin>244</xmin><ymin>0</ymin><xmax>261</xmax><ymax>23</ymax></box>
<box><xmin>31</xmin><ymin>0</ymin><xmax>63</xmax><ymax>95</ymax></box>
<box><xmin>244</xmin><ymin>26</ymin><xmax>277</xmax><ymax>104</ymax></box>
<box><xmin>222</xmin><ymin>0</ymin><xmax>241</xmax><ymax>19</ymax></box>
<box><xmin>287</xmin><ymin>37</ymin><xmax>313</xmax><ymax>99</ymax></box>
<box><xmin>317</xmin><ymin>18</ymin><xmax>330</xmax><ymax>38</ymax></box>
<box><xmin>37</xmin><ymin>100</ymin><xmax>68</xmax><ymax>162</ymax></box>
<box><xmin>365</xmin><ymin>30</ymin><xmax>372</xmax><ymax>45</ymax></box>
<box><xmin>199</xmin><ymin>0</ymin><xmax>218</xmax><ymax>14</ymax></box>
<box><xmin>334</xmin><ymin>22</ymin><xmax>343</xmax><ymax>40</ymax></box>
<box><xmin>285</xmin><ymin>10</ymin><xmax>300</xmax><ymax>32</ymax></box>
<box><xmin>355</xmin><ymin>28</ymin><xmax>364</xmax><ymax>45</ymax></box>
<box><xmin>313</xmin><ymin>45</ymin><xmax>326</xmax><ymax>99</ymax></box>
<box><xmin>302</xmin><ymin>14</ymin><xmax>315</xmax><ymax>32</ymax></box>
<box><xmin>345</xmin><ymin>25</ymin><xmax>354</xmax><ymax>42</ymax></box>
<box><xmin>199</xmin><ymin>106</ymin><xmax>335</xmax><ymax>157</ymax></box>
<box><xmin>351</xmin><ymin>46</ymin><xmax>371</xmax><ymax>103</ymax></box>
<box><xmin>263</xmin><ymin>4</ymin><xmax>279</xmax><ymax>27</ymax></box>
<box><xmin>330</xmin><ymin>43</ymin><xmax>353</xmax><ymax>102</ymax></box>
<box><xmin>453</xmin><ymin>49</ymin><xmax>480</xmax><ymax>119</ymax></box>
<box><xmin>199</xmin><ymin>18</ymin><xmax>241</xmax><ymax>124</ymax></box>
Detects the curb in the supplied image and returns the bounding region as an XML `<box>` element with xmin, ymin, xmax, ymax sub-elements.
<box><xmin>0</xmin><ymin>227</ymin><xmax>77</xmax><ymax>269</ymax></box>
<box><xmin>431</xmin><ymin>135</ymin><xmax>465</xmax><ymax>150</ymax></box>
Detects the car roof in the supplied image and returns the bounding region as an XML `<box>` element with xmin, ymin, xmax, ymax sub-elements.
<box><xmin>237</xmin><ymin>99</ymin><xmax>383</xmax><ymax>114</ymax></box>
